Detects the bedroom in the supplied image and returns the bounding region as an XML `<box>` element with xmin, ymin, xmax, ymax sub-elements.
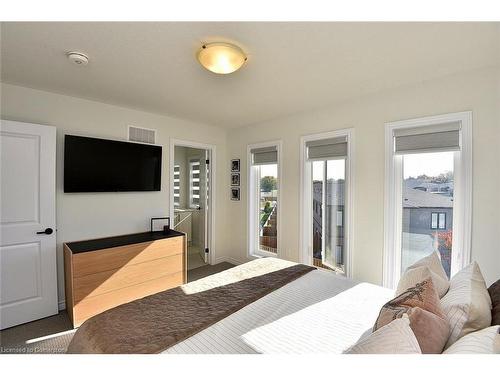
<box><xmin>1</xmin><ymin>1</ymin><xmax>499</xmax><ymax>373</ymax></box>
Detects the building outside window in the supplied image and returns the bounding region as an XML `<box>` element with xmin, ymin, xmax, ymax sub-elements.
<box><xmin>401</xmin><ymin>152</ymin><xmax>454</xmax><ymax>277</ymax></box>
<box><xmin>312</xmin><ymin>158</ymin><xmax>346</xmax><ymax>271</ymax></box>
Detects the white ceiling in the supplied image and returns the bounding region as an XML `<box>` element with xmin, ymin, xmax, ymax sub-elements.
<box><xmin>1</xmin><ymin>22</ymin><xmax>499</xmax><ymax>128</ymax></box>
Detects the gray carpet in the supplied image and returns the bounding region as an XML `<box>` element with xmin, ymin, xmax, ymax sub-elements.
<box><xmin>0</xmin><ymin>311</ymin><xmax>75</xmax><ymax>354</ymax></box>
<box><xmin>188</xmin><ymin>261</ymin><xmax>235</xmax><ymax>282</ymax></box>
<box><xmin>0</xmin><ymin>262</ymin><xmax>235</xmax><ymax>354</ymax></box>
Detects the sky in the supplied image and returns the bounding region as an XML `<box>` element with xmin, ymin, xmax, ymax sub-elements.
<box><xmin>260</xmin><ymin>151</ymin><xmax>454</xmax><ymax>181</ymax></box>
<box><xmin>312</xmin><ymin>159</ymin><xmax>345</xmax><ymax>181</ymax></box>
<box><xmin>259</xmin><ymin>164</ymin><xmax>277</xmax><ymax>177</ymax></box>
<box><xmin>403</xmin><ymin>151</ymin><xmax>454</xmax><ymax>179</ymax></box>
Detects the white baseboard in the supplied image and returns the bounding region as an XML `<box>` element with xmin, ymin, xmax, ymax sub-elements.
<box><xmin>214</xmin><ymin>256</ymin><xmax>246</xmax><ymax>266</ymax></box>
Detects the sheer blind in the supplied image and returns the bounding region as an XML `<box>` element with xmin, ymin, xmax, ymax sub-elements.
<box><xmin>306</xmin><ymin>136</ymin><xmax>347</xmax><ymax>160</ymax></box>
<box><xmin>173</xmin><ymin>165</ymin><xmax>180</xmax><ymax>207</ymax></box>
<box><xmin>251</xmin><ymin>146</ymin><xmax>278</xmax><ymax>165</ymax></box>
<box><xmin>189</xmin><ymin>159</ymin><xmax>200</xmax><ymax>206</ymax></box>
<box><xmin>394</xmin><ymin>121</ymin><xmax>461</xmax><ymax>154</ymax></box>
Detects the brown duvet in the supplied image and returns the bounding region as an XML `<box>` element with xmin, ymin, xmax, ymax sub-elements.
<box><xmin>67</xmin><ymin>258</ymin><xmax>314</xmax><ymax>354</ymax></box>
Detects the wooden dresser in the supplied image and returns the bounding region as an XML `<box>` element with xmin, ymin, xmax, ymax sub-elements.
<box><xmin>64</xmin><ymin>230</ymin><xmax>186</xmax><ymax>327</ymax></box>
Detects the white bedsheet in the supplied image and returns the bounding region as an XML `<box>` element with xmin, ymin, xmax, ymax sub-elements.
<box><xmin>163</xmin><ymin>269</ymin><xmax>393</xmax><ymax>354</ymax></box>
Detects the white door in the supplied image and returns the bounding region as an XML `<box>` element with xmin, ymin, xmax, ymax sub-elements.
<box><xmin>0</xmin><ymin>120</ymin><xmax>58</xmax><ymax>329</ymax></box>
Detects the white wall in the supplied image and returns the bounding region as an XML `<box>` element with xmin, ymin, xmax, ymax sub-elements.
<box><xmin>2</xmin><ymin>65</ymin><xmax>499</xmax><ymax>305</ymax></box>
<box><xmin>226</xmin><ymin>67</ymin><xmax>500</xmax><ymax>285</ymax></box>
<box><xmin>0</xmin><ymin>83</ymin><xmax>229</xmax><ymax>307</ymax></box>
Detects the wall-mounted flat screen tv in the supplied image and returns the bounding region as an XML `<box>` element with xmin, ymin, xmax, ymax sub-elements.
<box><xmin>64</xmin><ymin>135</ymin><xmax>162</xmax><ymax>192</ymax></box>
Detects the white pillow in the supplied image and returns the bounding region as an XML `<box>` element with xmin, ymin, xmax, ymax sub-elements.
<box><xmin>443</xmin><ymin>326</ymin><xmax>500</xmax><ymax>354</ymax></box>
<box><xmin>397</xmin><ymin>251</ymin><xmax>449</xmax><ymax>298</ymax></box>
<box><xmin>441</xmin><ymin>262</ymin><xmax>492</xmax><ymax>348</ymax></box>
<box><xmin>344</xmin><ymin>314</ymin><xmax>421</xmax><ymax>354</ymax></box>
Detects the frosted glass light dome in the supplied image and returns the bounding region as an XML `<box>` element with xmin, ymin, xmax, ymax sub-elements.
<box><xmin>197</xmin><ymin>43</ymin><xmax>247</xmax><ymax>74</ymax></box>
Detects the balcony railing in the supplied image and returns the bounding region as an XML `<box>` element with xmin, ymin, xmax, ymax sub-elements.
<box><xmin>259</xmin><ymin>204</ymin><xmax>278</xmax><ymax>254</ymax></box>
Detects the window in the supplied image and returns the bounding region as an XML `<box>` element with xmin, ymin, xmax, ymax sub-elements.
<box><xmin>173</xmin><ymin>165</ymin><xmax>180</xmax><ymax>207</ymax></box>
<box><xmin>189</xmin><ymin>159</ymin><xmax>201</xmax><ymax>208</ymax></box>
<box><xmin>248</xmin><ymin>142</ymin><xmax>281</xmax><ymax>258</ymax></box>
<box><xmin>431</xmin><ymin>212</ymin><xmax>446</xmax><ymax>230</ymax></box>
<box><xmin>401</xmin><ymin>152</ymin><xmax>454</xmax><ymax>277</ymax></box>
<box><xmin>431</xmin><ymin>213</ymin><xmax>438</xmax><ymax>229</ymax></box>
<box><xmin>300</xmin><ymin>129</ymin><xmax>353</xmax><ymax>275</ymax></box>
<box><xmin>384</xmin><ymin>112</ymin><xmax>472</xmax><ymax>287</ymax></box>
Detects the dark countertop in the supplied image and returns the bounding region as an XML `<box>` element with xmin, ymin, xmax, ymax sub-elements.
<box><xmin>65</xmin><ymin>230</ymin><xmax>184</xmax><ymax>254</ymax></box>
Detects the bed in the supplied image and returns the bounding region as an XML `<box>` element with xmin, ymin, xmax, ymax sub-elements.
<box><xmin>67</xmin><ymin>258</ymin><xmax>393</xmax><ymax>354</ymax></box>
<box><xmin>164</xmin><ymin>266</ymin><xmax>393</xmax><ymax>354</ymax></box>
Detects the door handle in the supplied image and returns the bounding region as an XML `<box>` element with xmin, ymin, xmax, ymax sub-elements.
<box><xmin>36</xmin><ymin>228</ymin><xmax>54</xmax><ymax>235</ymax></box>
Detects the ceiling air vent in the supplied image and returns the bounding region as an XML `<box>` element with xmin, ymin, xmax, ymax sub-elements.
<box><xmin>128</xmin><ymin>126</ymin><xmax>156</xmax><ymax>144</ymax></box>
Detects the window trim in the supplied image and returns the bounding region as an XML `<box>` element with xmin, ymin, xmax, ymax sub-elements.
<box><xmin>383</xmin><ymin>111</ymin><xmax>472</xmax><ymax>288</ymax></box>
<box><xmin>247</xmin><ymin>140</ymin><xmax>283</xmax><ymax>259</ymax></box>
<box><xmin>299</xmin><ymin>128</ymin><xmax>354</xmax><ymax>277</ymax></box>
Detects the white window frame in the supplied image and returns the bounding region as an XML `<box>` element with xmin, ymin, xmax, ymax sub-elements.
<box><xmin>247</xmin><ymin>140</ymin><xmax>282</xmax><ymax>259</ymax></box>
<box><xmin>383</xmin><ymin>111</ymin><xmax>472</xmax><ymax>288</ymax></box>
<box><xmin>299</xmin><ymin>128</ymin><xmax>354</xmax><ymax>277</ymax></box>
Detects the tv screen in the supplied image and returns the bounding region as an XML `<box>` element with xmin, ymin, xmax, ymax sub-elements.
<box><xmin>64</xmin><ymin>135</ymin><xmax>162</xmax><ymax>192</ymax></box>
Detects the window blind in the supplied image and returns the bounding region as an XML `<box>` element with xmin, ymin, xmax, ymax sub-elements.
<box><xmin>190</xmin><ymin>159</ymin><xmax>200</xmax><ymax>206</ymax></box>
<box><xmin>394</xmin><ymin>121</ymin><xmax>461</xmax><ymax>154</ymax></box>
<box><xmin>251</xmin><ymin>146</ymin><xmax>278</xmax><ymax>165</ymax></box>
<box><xmin>173</xmin><ymin>165</ymin><xmax>180</xmax><ymax>207</ymax></box>
<box><xmin>306</xmin><ymin>136</ymin><xmax>347</xmax><ymax>160</ymax></box>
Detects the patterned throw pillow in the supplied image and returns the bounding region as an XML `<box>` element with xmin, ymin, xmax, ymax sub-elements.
<box><xmin>375</xmin><ymin>278</ymin><xmax>444</xmax><ymax>329</ymax></box>
<box><xmin>397</xmin><ymin>251</ymin><xmax>450</xmax><ymax>298</ymax></box>
<box><xmin>397</xmin><ymin>265</ymin><xmax>450</xmax><ymax>299</ymax></box>
<box><xmin>443</xmin><ymin>326</ymin><xmax>500</xmax><ymax>354</ymax></box>
<box><xmin>441</xmin><ymin>262</ymin><xmax>492</xmax><ymax>348</ymax></box>
<box><xmin>488</xmin><ymin>279</ymin><xmax>500</xmax><ymax>325</ymax></box>
<box><xmin>344</xmin><ymin>314</ymin><xmax>421</xmax><ymax>354</ymax></box>
<box><xmin>374</xmin><ymin>278</ymin><xmax>450</xmax><ymax>353</ymax></box>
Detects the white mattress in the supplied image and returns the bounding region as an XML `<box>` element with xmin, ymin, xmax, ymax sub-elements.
<box><xmin>163</xmin><ymin>269</ymin><xmax>393</xmax><ymax>354</ymax></box>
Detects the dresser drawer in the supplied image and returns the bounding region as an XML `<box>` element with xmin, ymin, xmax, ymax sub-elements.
<box><xmin>73</xmin><ymin>253</ymin><xmax>183</xmax><ymax>302</ymax></box>
<box><xmin>73</xmin><ymin>271</ymin><xmax>184</xmax><ymax>326</ymax></box>
<box><xmin>72</xmin><ymin>236</ymin><xmax>183</xmax><ymax>277</ymax></box>
<box><xmin>64</xmin><ymin>232</ymin><xmax>186</xmax><ymax>327</ymax></box>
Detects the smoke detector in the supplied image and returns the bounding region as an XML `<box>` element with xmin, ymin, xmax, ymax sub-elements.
<box><xmin>66</xmin><ymin>52</ymin><xmax>89</xmax><ymax>66</ymax></box>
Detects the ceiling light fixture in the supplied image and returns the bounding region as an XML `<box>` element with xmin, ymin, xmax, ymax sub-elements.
<box><xmin>197</xmin><ymin>42</ymin><xmax>247</xmax><ymax>74</ymax></box>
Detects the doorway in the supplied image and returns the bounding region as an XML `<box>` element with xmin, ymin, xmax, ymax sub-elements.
<box><xmin>170</xmin><ymin>141</ymin><xmax>215</xmax><ymax>272</ymax></box>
